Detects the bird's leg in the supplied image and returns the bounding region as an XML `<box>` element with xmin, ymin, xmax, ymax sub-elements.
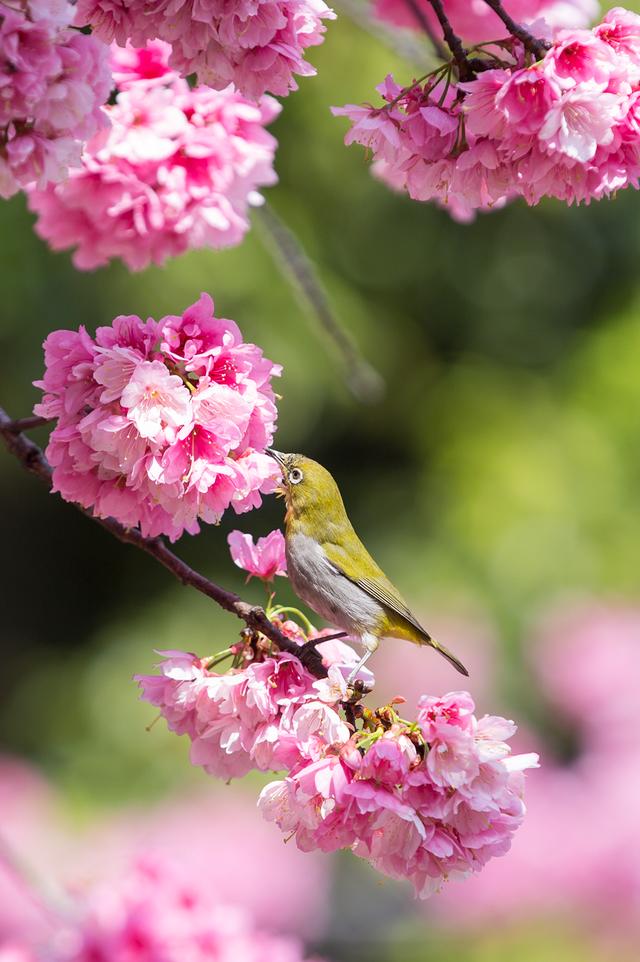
<box><xmin>347</xmin><ymin>633</ymin><xmax>378</xmax><ymax>686</ymax></box>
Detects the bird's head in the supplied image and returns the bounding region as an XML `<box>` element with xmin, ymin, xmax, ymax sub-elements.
<box><xmin>267</xmin><ymin>450</ymin><xmax>346</xmax><ymax>530</ymax></box>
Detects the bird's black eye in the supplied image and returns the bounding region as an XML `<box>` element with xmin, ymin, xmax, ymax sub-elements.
<box><xmin>289</xmin><ymin>468</ymin><xmax>303</xmax><ymax>485</ymax></box>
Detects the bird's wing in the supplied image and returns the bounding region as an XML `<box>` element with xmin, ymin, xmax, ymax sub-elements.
<box><xmin>322</xmin><ymin>540</ymin><xmax>430</xmax><ymax>640</ymax></box>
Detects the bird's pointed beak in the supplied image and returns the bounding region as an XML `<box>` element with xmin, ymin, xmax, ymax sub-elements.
<box><xmin>266</xmin><ymin>449</ymin><xmax>287</xmax><ymax>498</ymax></box>
<box><xmin>266</xmin><ymin>448</ymin><xmax>286</xmax><ymax>466</ymax></box>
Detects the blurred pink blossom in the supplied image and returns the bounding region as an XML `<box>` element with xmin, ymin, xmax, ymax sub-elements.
<box><xmin>33</xmin><ymin>293</ymin><xmax>281</xmax><ymax>541</ymax></box>
<box><xmin>0</xmin><ymin>0</ymin><xmax>111</xmax><ymax>198</ymax></box>
<box><xmin>75</xmin><ymin>0</ymin><xmax>336</xmax><ymax>99</ymax></box>
<box><xmin>0</xmin><ymin>758</ymin><xmax>330</xmax><ymax>943</ymax></box>
<box><xmin>431</xmin><ymin>601</ymin><xmax>640</xmax><ymax>936</ymax></box>
<box><xmin>27</xmin><ymin>41</ymin><xmax>280</xmax><ymax>271</ymax></box>
<box><xmin>0</xmin><ymin>855</ymin><xmax>327</xmax><ymax>962</ymax></box>
<box><xmin>55</xmin><ymin>861</ymin><xmax>324</xmax><ymax>962</ymax></box>
<box><xmin>374</xmin><ymin>0</ymin><xmax>599</xmax><ymax>43</ymax></box>
<box><xmin>228</xmin><ymin>529</ymin><xmax>287</xmax><ymax>581</ymax></box>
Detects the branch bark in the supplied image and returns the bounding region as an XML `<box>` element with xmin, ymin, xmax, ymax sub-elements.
<box><xmin>481</xmin><ymin>0</ymin><xmax>551</xmax><ymax>60</ymax></box>
<box><xmin>0</xmin><ymin>406</ymin><xmax>328</xmax><ymax>678</ymax></box>
<box><xmin>427</xmin><ymin>0</ymin><xmax>474</xmax><ymax>80</ymax></box>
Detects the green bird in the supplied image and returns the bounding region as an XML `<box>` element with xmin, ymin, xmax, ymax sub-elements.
<box><xmin>267</xmin><ymin>450</ymin><xmax>469</xmax><ymax>682</ymax></box>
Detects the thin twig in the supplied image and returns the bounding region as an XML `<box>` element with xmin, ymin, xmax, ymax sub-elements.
<box><xmin>427</xmin><ymin>0</ymin><xmax>474</xmax><ymax>80</ymax></box>
<box><xmin>481</xmin><ymin>0</ymin><xmax>550</xmax><ymax>59</ymax></box>
<box><xmin>0</xmin><ymin>406</ymin><xmax>328</xmax><ymax>678</ymax></box>
<box><xmin>334</xmin><ymin>0</ymin><xmax>433</xmax><ymax>68</ymax></box>
<box><xmin>254</xmin><ymin>202</ymin><xmax>385</xmax><ymax>405</ymax></box>
<box><xmin>402</xmin><ymin>0</ymin><xmax>448</xmax><ymax>61</ymax></box>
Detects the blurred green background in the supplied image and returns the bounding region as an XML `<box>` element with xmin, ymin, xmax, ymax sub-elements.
<box><xmin>1</xmin><ymin>5</ymin><xmax>640</xmax><ymax>962</ymax></box>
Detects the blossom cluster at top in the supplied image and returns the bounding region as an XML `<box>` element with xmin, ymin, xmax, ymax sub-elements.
<box><xmin>374</xmin><ymin>0</ymin><xmax>600</xmax><ymax>44</ymax></box>
<box><xmin>334</xmin><ymin>7</ymin><xmax>640</xmax><ymax>219</ymax></box>
<box><xmin>75</xmin><ymin>0</ymin><xmax>336</xmax><ymax>100</ymax></box>
<box><xmin>1</xmin><ymin>857</ymin><xmax>326</xmax><ymax>962</ymax></box>
<box><xmin>0</xmin><ymin>0</ymin><xmax>112</xmax><ymax>199</ymax></box>
<box><xmin>27</xmin><ymin>41</ymin><xmax>280</xmax><ymax>271</ymax></box>
<box><xmin>137</xmin><ymin>539</ymin><xmax>538</xmax><ymax>898</ymax></box>
<box><xmin>33</xmin><ymin>293</ymin><xmax>281</xmax><ymax>541</ymax></box>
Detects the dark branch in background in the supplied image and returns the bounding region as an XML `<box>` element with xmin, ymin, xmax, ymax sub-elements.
<box><xmin>335</xmin><ymin>0</ymin><xmax>435</xmax><ymax>68</ymax></box>
<box><xmin>402</xmin><ymin>0</ymin><xmax>448</xmax><ymax>60</ymax></box>
<box><xmin>255</xmin><ymin>202</ymin><xmax>385</xmax><ymax>405</ymax></box>
<box><xmin>427</xmin><ymin>0</ymin><xmax>474</xmax><ymax>80</ymax></box>
<box><xmin>6</xmin><ymin>415</ymin><xmax>50</xmax><ymax>432</ymax></box>
<box><xmin>0</xmin><ymin>407</ymin><xmax>328</xmax><ymax>678</ymax></box>
<box><xmin>481</xmin><ymin>0</ymin><xmax>550</xmax><ymax>59</ymax></box>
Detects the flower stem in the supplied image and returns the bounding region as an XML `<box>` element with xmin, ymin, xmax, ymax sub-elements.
<box><xmin>270</xmin><ymin>605</ymin><xmax>315</xmax><ymax>636</ymax></box>
<box><xmin>204</xmin><ymin>648</ymin><xmax>236</xmax><ymax>670</ymax></box>
<box><xmin>383</xmin><ymin>66</ymin><xmax>446</xmax><ymax>109</ymax></box>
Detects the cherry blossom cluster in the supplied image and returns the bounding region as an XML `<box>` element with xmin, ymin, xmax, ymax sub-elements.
<box><xmin>260</xmin><ymin>691</ymin><xmax>538</xmax><ymax>898</ymax></box>
<box><xmin>375</xmin><ymin>0</ymin><xmax>599</xmax><ymax>44</ymax></box>
<box><xmin>0</xmin><ymin>0</ymin><xmax>112</xmax><ymax>199</ymax></box>
<box><xmin>27</xmin><ymin>41</ymin><xmax>280</xmax><ymax>271</ymax></box>
<box><xmin>334</xmin><ymin>7</ymin><xmax>640</xmax><ymax>218</ymax></box>
<box><xmin>137</xmin><ymin>532</ymin><xmax>537</xmax><ymax>898</ymax></box>
<box><xmin>136</xmin><ymin>629</ymin><xmax>369</xmax><ymax>780</ymax></box>
<box><xmin>75</xmin><ymin>0</ymin><xmax>336</xmax><ymax>100</ymax></box>
<box><xmin>33</xmin><ymin>293</ymin><xmax>281</xmax><ymax>541</ymax></box>
<box><xmin>1</xmin><ymin>858</ymin><xmax>326</xmax><ymax>962</ymax></box>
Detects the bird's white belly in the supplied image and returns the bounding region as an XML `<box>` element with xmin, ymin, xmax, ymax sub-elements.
<box><xmin>285</xmin><ymin>532</ymin><xmax>381</xmax><ymax>637</ymax></box>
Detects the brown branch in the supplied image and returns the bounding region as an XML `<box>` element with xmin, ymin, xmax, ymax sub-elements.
<box><xmin>0</xmin><ymin>406</ymin><xmax>328</xmax><ymax>678</ymax></box>
<box><xmin>481</xmin><ymin>0</ymin><xmax>550</xmax><ymax>60</ymax></box>
<box><xmin>6</xmin><ymin>415</ymin><xmax>52</xmax><ymax>432</ymax></box>
<box><xmin>427</xmin><ymin>0</ymin><xmax>474</xmax><ymax>80</ymax></box>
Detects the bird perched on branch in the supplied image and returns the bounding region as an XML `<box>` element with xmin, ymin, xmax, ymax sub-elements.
<box><xmin>267</xmin><ymin>450</ymin><xmax>468</xmax><ymax>682</ymax></box>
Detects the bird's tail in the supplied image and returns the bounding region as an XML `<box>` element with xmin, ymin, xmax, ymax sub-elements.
<box><xmin>428</xmin><ymin>638</ymin><xmax>469</xmax><ymax>677</ymax></box>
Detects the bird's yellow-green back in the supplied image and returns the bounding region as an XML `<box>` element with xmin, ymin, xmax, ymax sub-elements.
<box><xmin>281</xmin><ymin>455</ymin><xmax>429</xmax><ymax>642</ymax></box>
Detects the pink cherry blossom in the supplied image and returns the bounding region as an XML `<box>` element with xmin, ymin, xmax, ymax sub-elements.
<box><xmin>538</xmin><ymin>83</ymin><xmax>621</xmax><ymax>161</ymax></box>
<box><xmin>260</xmin><ymin>689</ymin><xmax>537</xmax><ymax>897</ymax></box>
<box><xmin>75</xmin><ymin>0</ymin><xmax>336</xmax><ymax>100</ymax></box>
<box><xmin>121</xmin><ymin>361</ymin><xmax>192</xmax><ymax>441</ymax></box>
<box><xmin>33</xmin><ymin>293</ymin><xmax>281</xmax><ymax>541</ymax></box>
<box><xmin>0</xmin><ymin>0</ymin><xmax>111</xmax><ymax>198</ymax></box>
<box><xmin>334</xmin><ymin>9</ymin><xmax>640</xmax><ymax>216</ymax></box>
<box><xmin>136</xmin><ymin>633</ymin><xmax>365</xmax><ymax>780</ymax></box>
<box><xmin>27</xmin><ymin>42</ymin><xmax>280</xmax><ymax>271</ymax></box>
<box><xmin>227</xmin><ymin>529</ymin><xmax>287</xmax><ymax>581</ymax></box>
<box><xmin>137</xmin><ymin>625</ymin><xmax>537</xmax><ymax>898</ymax></box>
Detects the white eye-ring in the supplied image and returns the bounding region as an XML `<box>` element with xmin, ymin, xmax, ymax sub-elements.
<box><xmin>289</xmin><ymin>468</ymin><xmax>303</xmax><ymax>485</ymax></box>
